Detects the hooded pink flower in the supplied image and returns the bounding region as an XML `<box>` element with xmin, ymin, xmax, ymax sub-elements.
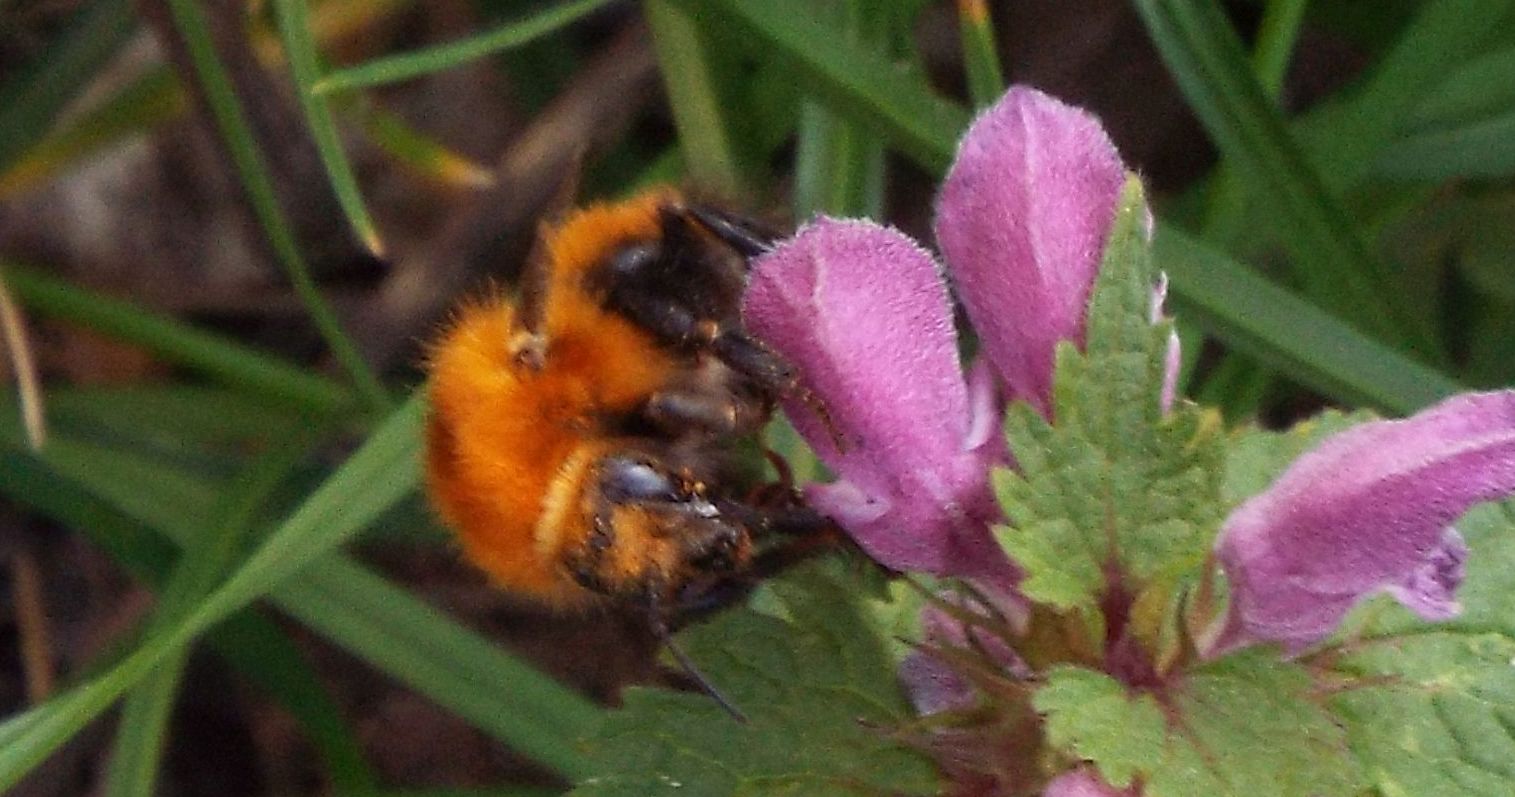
<box><xmin>1044</xmin><ymin>767</ymin><xmax>1139</xmax><ymax>797</ymax></box>
<box><xmin>1207</xmin><ymin>390</ymin><xmax>1515</xmax><ymax>657</ymax></box>
<box><xmin>743</xmin><ymin>86</ymin><xmax>1140</xmax><ymax>584</ymax></box>
<box><xmin>934</xmin><ymin>86</ymin><xmax>1127</xmax><ymax>417</ymax></box>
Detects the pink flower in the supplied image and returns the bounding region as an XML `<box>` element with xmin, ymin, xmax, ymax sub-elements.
<box><xmin>934</xmin><ymin>86</ymin><xmax>1127</xmax><ymax>417</ymax></box>
<box><xmin>1044</xmin><ymin>767</ymin><xmax>1139</xmax><ymax>797</ymax></box>
<box><xmin>744</xmin><ymin>219</ymin><xmax>1013</xmax><ymax>584</ymax></box>
<box><xmin>1207</xmin><ymin>390</ymin><xmax>1515</xmax><ymax>657</ymax></box>
<box><xmin>743</xmin><ymin>85</ymin><xmax>1142</xmax><ymax>584</ymax></box>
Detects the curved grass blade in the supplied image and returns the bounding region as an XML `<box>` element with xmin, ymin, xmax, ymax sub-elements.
<box><xmin>103</xmin><ymin>437</ymin><xmax>318</xmax><ymax>797</ymax></box>
<box><xmin>161</xmin><ymin>0</ymin><xmax>390</xmax><ymax>414</ymax></box>
<box><xmin>1</xmin><ymin>263</ymin><xmax>352</xmax><ymax>417</ymax></box>
<box><xmin>1157</xmin><ymin>227</ymin><xmax>1461</xmax><ymax>414</ymax></box>
<box><xmin>0</xmin><ymin>445</ymin><xmax>377</xmax><ymax>792</ymax></box>
<box><xmin>271</xmin><ymin>0</ymin><xmax>384</xmax><ymax>256</ymax></box>
<box><xmin>957</xmin><ymin>0</ymin><xmax>1005</xmax><ymax>107</ymax></box>
<box><xmin>0</xmin><ymin>0</ymin><xmax>136</xmax><ymax>174</ymax></box>
<box><xmin>669</xmin><ymin>0</ymin><xmax>970</xmax><ymax>173</ymax></box>
<box><xmin>1130</xmin><ymin>0</ymin><xmax>1432</xmax><ymax>355</ymax></box>
<box><xmin>314</xmin><ymin>0</ymin><xmax>614</xmax><ymax>94</ymax></box>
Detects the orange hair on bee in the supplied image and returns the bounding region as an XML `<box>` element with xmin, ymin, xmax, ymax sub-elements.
<box><xmin>425</xmin><ymin>192</ymin><xmax>682</xmax><ymax>608</ymax></box>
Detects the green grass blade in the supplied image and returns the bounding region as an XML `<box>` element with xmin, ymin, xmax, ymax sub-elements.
<box><xmin>1</xmin><ymin>263</ymin><xmax>352</xmax><ymax>416</ymax></box>
<box><xmin>670</xmin><ymin>0</ymin><xmax>970</xmax><ymax>173</ymax></box>
<box><xmin>1157</xmin><ymin>227</ymin><xmax>1461</xmax><ymax>414</ymax></box>
<box><xmin>0</xmin><ymin>449</ymin><xmax>378</xmax><ymax>793</ymax></box>
<box><xmin>161</xmin><ymin>0</ymin><xmax>390</xmax><ymax>414</ymax></box>
<box><xmin>0</xmin><ymin>0</ymin><xmax>136</xmax><ymax>174</ymax></box>
<box><xmin>276</xmin><ymin>557</ymin><xmax>599</xmax><ymax>779</ymax></box>
<box><xmin>2</xmin><ymin>394</ymin><xmax>602</xmax><ymax>781</ymax></box>
<box><xmin>1251</xmin><ymin>0</ymin><xmax>1309</xmax><ymax>92</ymax></box>
<box><xmin>793</xmin><ymin>102</ymin><xmax>884</xmax><ymax>218</ymax></box>
<box><xmin>0</xmin><ymin>68</ymin><xmax>184</xmax><ymax>198</ymax></box>
<box><xmin>271</xmin><ymin>0</ymin><xmax>384</xmax><ymax>256</ymax></box>
<box><xmin>646</xmin><ymin>0</ymin><xmax>751</xmax><ymax>198</ymax></box>
<box><xmin>103</xmin><ymin>438</ymin><xmax>317</xmax><ymax>797</ymax></box>
<box><xmin>956</xmin><ymin>0</ymin><xmax>1005</xmax><ymax>107</ymax></box>
<box><xmin>314</xmin><ymin>0</ymin><xmax>614</xmax><ymax>94</ymax></box>
<box><xmin>1130</xmin><ymin>0</ymin><xmax>1430</xmax><ymax>353</ymax></box>
<box><xmin>0</xmin><ymin>395</ymin><xmax>420</xmax><ymax>791</ymax></box>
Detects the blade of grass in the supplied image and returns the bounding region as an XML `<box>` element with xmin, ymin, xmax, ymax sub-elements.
<box><xmin>956</xmin><ymin>0</ymin><xmax>1005</xmax><ymax>107</ymax></box>
<box><xmin>1157</xmin><ymin>227</ymin><xmax>1461</xmax><ymax>414</ymax></box>
<box><xmin>645</xmin><ymin>0</ymin><xmax>751</xmax><ymax>198</ymax></box>
<box><xmin>0</xmin><ymin>69</ymin><xmax>185</xmax><ymax>199</ymax></box>
<box><xmin>314</xmin><ymin>0</ymin><xmax>614</xmax><ymax>94</ymax></box>
<box><xmin>791</xmin><ymin>1</ymin><xmax>887</xmax><ymax>219</ymax></box>
<box><xmin>0</xmin><ymin>451</ymin><xmax>378</xmax><ymax>792</ymax></box>
<box><xmin>1</xmin><ymin>263</ymin><xmax>352</xmax><ymax>417</ymax></box>
<box><xmin>0</xmin><ymin>0</ymin><xmax>136</xmax><ymax>174</ymax></box>
<box><xmin>353</xmin><ymin>101</ymin><xmax>495</xmax><ymax>188</ymax></box>
<box><xmin>276</xmin><ymin>557</ymin><xmax>600</xmax><ymax>778</ymax></box>
<box><xmin>1193</xmin><ymin>0</ymin><xmax>1306</xmax><ymax>416</ymax></box>
<box><xmin>2</xmin><ymin>397</ymin><xmax>602</xmax><ymax>780</ymax></box>
<box><xmin>0</xmin><ymin>392</ymin><xmax>596</xmax><ymax>787</ymax></box>
<box><xmin>0</xmin><ymin>269</ymin><xmax>45</xmax><ymax>449</ymax></box>
<box><xmin>1131</xmin><ymin>0</ymin><xmax>1433</xmax><ymax>356</ymax></box>
<box><xmin>270</xmin><ymin>0</ymin><xmax>384</xmax><ymax>256</ymax></box>
<box><xmin>0</xmin><ymin>394</ymin><xmax>420</xmax><ymax>791</ymax></box>
<box><xmin>160</xmin><ymin>0</ymin><xmax>390</xmax><ymax>414</ymax></box>
<box><xmin>672</xmin><ymin>0</ymin><xmax>970</xmax><ymax>174</ymax></box>
<box><xmin>104</xmin><ymin>436</ymin><xmax>318</xmax><ymax>797</ymax></box>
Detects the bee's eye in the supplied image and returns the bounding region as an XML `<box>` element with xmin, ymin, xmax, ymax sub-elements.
<box><xmin>602</xmin><ymin>457</ymin><xmax>678</xmax><ymax>501</ymax></box>
<box><xmin>608</xmin><ymin>243</ymin><xmax>658</xmax><ymax>278</ymax></box>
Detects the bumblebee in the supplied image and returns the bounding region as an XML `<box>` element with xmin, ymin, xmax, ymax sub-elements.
<box><xmin>425</xmin><ymin>188</ymin><xmax>831</xmax><ymax>636</ymax></box>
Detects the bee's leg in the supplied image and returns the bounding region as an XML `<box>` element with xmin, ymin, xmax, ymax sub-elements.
<box><xmin>642</xmin><ymin>388</ymin><xmax>765</xmax><ymax>437</ymax></box>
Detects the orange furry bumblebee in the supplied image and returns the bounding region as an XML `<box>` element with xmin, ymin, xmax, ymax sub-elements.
<box><xmin>425</xmin><ymin>189</ymin><xmax>831</xmax><ymax>627</ymax></box>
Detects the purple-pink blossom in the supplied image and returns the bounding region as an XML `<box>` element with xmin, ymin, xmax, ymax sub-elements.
<box><xmin>743</xmin><ymin>85</ymin><xmax>1142</xmax><ymax>586</ymax></box>
<box><xmin>934</xmin><ymin>86</ymin><xmax>1127</xmax><ymax>417</ymax></box>
<box><xmin>1207</xmin><ymin>390</ymin><xmax>1515</xmax><ymax>657</ymax></box>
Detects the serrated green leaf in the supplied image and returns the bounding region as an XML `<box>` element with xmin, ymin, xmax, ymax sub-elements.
<box><xmin>1037</xmin><ymin>655</ymin><xmax>1365</xmax><ymax>796</ymax></box>
<box><xmin>572</xmin><ymin>565</ymin><xmax>938</xmax><ymax>797</ymax></box>
<box><xmin>994</xmin><ymin>179</ymin><xmax>1224</xmax><ymax>617</ymax></box>
<box><xmin>1333</xmin><ymin>631</ymin><xmax>1515</xmax><ymax>795</ymax></box>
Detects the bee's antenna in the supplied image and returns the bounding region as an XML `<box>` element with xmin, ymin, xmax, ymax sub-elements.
<box><xmin>647</xmin><ymin>601</ymin><xmax>748</xmax><ymax>722</ymax></box>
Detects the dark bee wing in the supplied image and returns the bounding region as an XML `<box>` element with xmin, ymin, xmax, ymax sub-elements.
<box><xmin>511</xmin><ymin>150</ymin><xmax>585</xmax><ymax>367</ymax></box>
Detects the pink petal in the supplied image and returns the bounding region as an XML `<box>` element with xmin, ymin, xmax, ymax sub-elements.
<box><xmin>1209</xmin><ymin>390</ymin><xmax>1515</xmax><ymax>656</ymax></box>
<box><xmin>743</xmin><ymin>218</ymin><xmax>1011</xmax><ymax>581</ymax></box>
<box><xmin>934</xmin><ymin>85</ymin><xmax>1127</xmax><ymax>416</ymax></box>
<box><xmin>1044</xmin><ymin>767</ymin><xmax>1138</xmax><ymax>797</ymax></box>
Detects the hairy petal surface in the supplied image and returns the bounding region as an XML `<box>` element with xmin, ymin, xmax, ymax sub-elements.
<box><xmin>934</xmin><ymin>85</ymin><xmax>1126</xmax><ymax>415</ymax></box>
<box><xmin>744</xmin><ymin>219</ymin><xmax>1011</xmax><ymax>583</ymax></box>
<box><xmin>1044</xmin><ymin>767</ymin><xmax>1137</xmax><ymax>797</ymax></box>
<box><xmin>1210</xmin><ymin>390</ymin><xmax>1515</xmax><ymax>656</ymax></box>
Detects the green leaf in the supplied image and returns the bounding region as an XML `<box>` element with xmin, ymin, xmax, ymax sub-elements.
<box><xmin>994</xmin><ymin>179</ymin><xmax>1224</xmax><ymax>618</ymax></box>
<box><xmin>1332</xmin><ymin>631</ymin><xmax>1515</xmax><ymax>795</ymax></box>
<box><xmin>572</xmin><ymin>565</ymin><xmax>938</xmax><ymax>796</ymax></box>
<box><xmin>1037</xmin><ymin>655</ymin><xmax>1366</xmax><ymax>796</ymax></box>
